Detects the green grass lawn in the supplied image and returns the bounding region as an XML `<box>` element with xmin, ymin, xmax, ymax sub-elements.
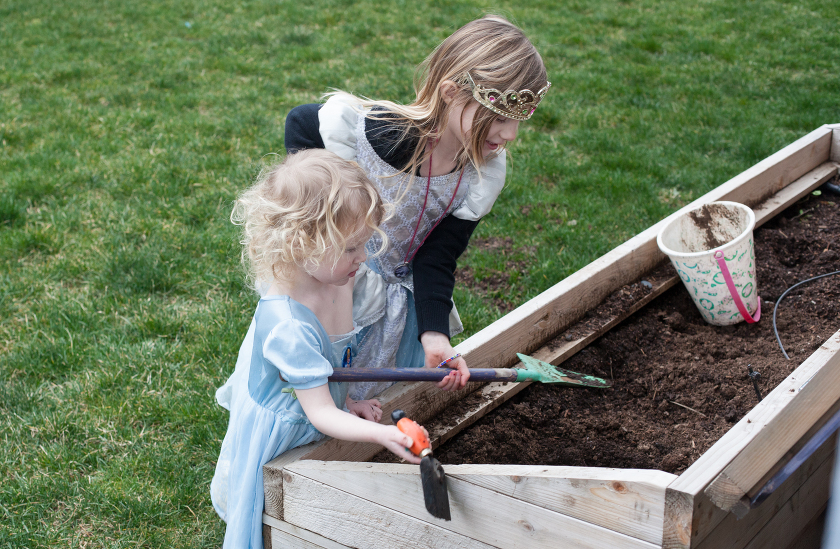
<box><xmin>1</xmin><ymin>0</ymin><xmax>838</xmax><ymax>546</ymax></box>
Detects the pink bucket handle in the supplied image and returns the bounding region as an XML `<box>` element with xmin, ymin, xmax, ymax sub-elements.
<box><xmin>714</xmin><ymin>250</ymin><xmax>760</xmax><ymax>324</ymax></box>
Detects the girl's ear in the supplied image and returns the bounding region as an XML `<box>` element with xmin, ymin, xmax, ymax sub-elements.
<box><xmin>439</xmin><ymin>80</ymin><xmax>459</xmax><ymax>105</ymax></box>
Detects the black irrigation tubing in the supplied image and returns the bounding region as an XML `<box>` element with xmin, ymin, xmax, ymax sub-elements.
<box><xmin>772</xmin><ymin>270</ymin><xmax>840</xmax><ymax>360</ymax></box>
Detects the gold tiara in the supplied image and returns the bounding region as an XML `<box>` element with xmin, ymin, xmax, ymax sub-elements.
<box><xmin>455</xmin><ymin>72</ymin><xmax>551</xmax><ymax>121</ymax></box>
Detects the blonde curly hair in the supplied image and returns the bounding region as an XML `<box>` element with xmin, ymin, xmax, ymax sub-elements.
<box><xmin>232</xmin><ymin>149</ymin><xmax>389</xmax><ymax>285</ymax></box>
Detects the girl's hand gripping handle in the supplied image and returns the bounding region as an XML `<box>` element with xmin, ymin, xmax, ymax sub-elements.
<box><xmin>391</xmin><ymin>410</ymin><xmax>432</xmax><ymax>458</ymax></box>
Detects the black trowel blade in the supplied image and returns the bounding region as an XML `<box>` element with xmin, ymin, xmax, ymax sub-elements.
<box><xmin>420</xmin><ymin>455</ymin><xmax>451</xmax><ymax>521</ymax></box>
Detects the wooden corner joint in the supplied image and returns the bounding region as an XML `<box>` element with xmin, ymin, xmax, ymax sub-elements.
<box><xmin>662</xmin><ymin>488</ymin><xmax>694</xmax><ymax>549</ymax></box>
<box><xmin>703</xmin><ymin>471</ymin><xmax>750</xmax><ymax>517</ymax></box>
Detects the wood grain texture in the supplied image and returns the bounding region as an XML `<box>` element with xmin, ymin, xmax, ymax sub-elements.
<box><xmin>830</xmin><ymin>125</ymin><xmax>840</xmax><ymax>162</ymax></box>
<box><xmin>694</xmin><ymin>435</ymin><xmax>834</xmax><ymax>549</ymax></box>
<box><xmin>752</xmin><ymin>161</ymin><xmax>838</xmax><ymax>228</ymax></box>
<box><xmin>662</xmin><ymin>488</ymin><xmax>695</xmax><ymax>549</ymax></box>
<box><xmin>285</xmin><ymin>461</ymin><xmax>659</xmax><ymax>549</ymax></box>
<box><xmin>746</xmin><ymin>396</ymin><xmax>840</xmax><ymax>506</ymax></box>
<box><xmin>704</xmin><ymin>330</ymin><xmax>840</xmax><ymax>512</ymax></box>
<box><xmin>287</xmin><ymin>461</ymin><xmax>674</xmax><ymax>544</ymax></box>
<box><xmin>446</xmin><ymin>464</ymin><xmax>676</xmax><ymax>545</ymax></box>
<box><xmin>784</xmin><ymin>509</ymin><xmax>827</xmax><ymax>549</ymax></box>
<box><xmin>741</xmin><ymin>457</ymin><xmax>832</xmax><ymax>549</ymax></box>
<box><xmin>264</xmin><ymin>514</ymin><xmax>352</xmax><ymax>549</ymax></box>
<box><xmin>263</xmin><ymin>440</ymin><xmax>329</xmax><ymax>520</ymax></box>
<box><xmin>269</xmin><ymin>530</ymin><xmax>326</xmax><ymax>549</ymax></box>
<box><xmin>703</xmin><ymin>472</ymin><xmax>749</xmax><ymax>519</ymax></box>
<box><xmin>282</xmin><ymin>469</ymin><xmax>498</xmax><ymax>549</ymax></box>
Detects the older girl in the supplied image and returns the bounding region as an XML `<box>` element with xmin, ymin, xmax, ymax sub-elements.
<box><xmin>285</xmin><ymin>15</ymin><xmax>550</xmax><ymax>400</ymax></box>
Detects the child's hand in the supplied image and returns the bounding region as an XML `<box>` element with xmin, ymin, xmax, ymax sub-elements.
<box><xmin>377</xmin><ymin>425</ymin><xmax>423</xmax><ymax>465</ymax></box>
<box><xmin>420</xmin><ymin>331</ymin><xmax>469</xmax><ymax>391</ymax></box>
<box><xmin>346</xmin><ymin>397</ymin><xmax>383</xmax><ymax>422</ymax></box>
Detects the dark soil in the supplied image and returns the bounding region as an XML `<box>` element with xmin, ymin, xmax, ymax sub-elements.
<box><xmin>687</xmin><ymin>202</ymin><xmax>744</xmax><ymax>249</ymax></box>
<box><xmin>420</xmin><ymin>186</ymin><xmax>840</xmax><ymax>475</ymax></box>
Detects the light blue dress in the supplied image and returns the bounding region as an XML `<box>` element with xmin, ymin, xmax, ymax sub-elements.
<box><xmin>210</xmin><ymin>295</ymin><xmax>353</xmax><ymax>549</ymax></box>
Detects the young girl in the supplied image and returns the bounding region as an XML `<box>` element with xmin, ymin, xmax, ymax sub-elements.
<box><xmin>284</xmin><ymin>15</ymin><xmax>550</xmax><ymax>400</ymax></box>
<box><xmin>211</xmin><ymin>149</ymin><xmax>422</xmax><ymax>549</ymax></box>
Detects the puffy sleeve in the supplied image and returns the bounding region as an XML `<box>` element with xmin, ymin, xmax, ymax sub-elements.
<box><xmin>318</xmin><ymin>94</ymin><xmax>362</xmax><ymax>161</ymax></box>
<box><xmin>262</xmin><ymin>320</ymin><xmax>332</xmax><ymax>390</ymax></box>
<box><xmin>451</xmin><ymin>151</ymin><xmax>506</xmax><ymax>221</ymax></box>
<box><xmin>285</xmin><ymin>104</ymin><xmax>325</xmax><ymax>153</ymax></box>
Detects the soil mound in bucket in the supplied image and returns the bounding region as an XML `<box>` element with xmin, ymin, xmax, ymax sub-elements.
<box><xmin>686</xmin><ymin>203</ymin><xmax>746</xmax><ymax>251</ymax></box>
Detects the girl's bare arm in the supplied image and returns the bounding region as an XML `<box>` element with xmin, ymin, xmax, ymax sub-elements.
<box><xmin>296</xmin><ymin>385</ymin><xmax>421</xmax><ymax>464</ymax></box>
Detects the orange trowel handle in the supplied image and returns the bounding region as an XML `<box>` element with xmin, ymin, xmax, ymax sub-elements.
<box><xmin>391</xmin><ymin>409</ymin><xmax>430</xmax><ymax>456</ymax></box>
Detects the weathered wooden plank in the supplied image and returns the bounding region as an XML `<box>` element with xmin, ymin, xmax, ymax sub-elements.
<box><xmin>264</xmin><ymin>439</ymin><xmax>329</xmax><ymax>520</ymax></box>
<box><xmin>741</xmin><ymin>457</ymin><xmax>831</xmax><ymax>549</ymax></box>
<box><xmin>662</xmin><ymin>487</ymin><xmax>698</xmax><ymax>549</ymax></box>
<box><xmin>268</xmin><ymin>529</ymin><xmax>325</xmax><ymax>549</ymax></box>
<box><xmin>263</xmin><ymin>513</ymin><xmax>351</xmax><ymax>549</ymax></box>
<box><xmin>744</xmin><ymin>395</ymin><xmax>840</xmax><ymax>511</ymax></box>
<box><xmin>784</xmin><ymin>509</ymin><xmax>826</xmax><ymax>549</ymax></box>
<box><xmin>752</xmin><ymin>161</ymin><xmax>838</xmax><ymax>228</ymax></box>
<box><xmin>694</xmin><ymin>434</ymin><xmax>834</xmax><ymax>549</ymax></box>
<box><xmin>446</xmin><ymin>464</ymin><xmax>676</xmax><ymax>545</ymax></box>
<box><xmin>286</xmin><ymin>461</ymin><xmax>659</xmax><ymax>549</ymax></box>
<box><xmin>282</xmin><ymin>469</ymin><xmax>498</xmax><ymax>549</ymax></box>
<box><xmin>662</xmin><ymin>329</ymin><xmax>840</xmax><ymax>548</ymax></box>
<box><xmin>704</xmin><ymin>330</ymin><xmax>840</xmax><ymax>512</ymax></box>
<box><xmin>830</xmin><ymin>125</ymin><xmax>840</xmax><ymax>162</ymax></box>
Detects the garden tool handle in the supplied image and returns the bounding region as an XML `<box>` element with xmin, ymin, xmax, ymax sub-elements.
<box><xmin>391</xmin><ymin>410</ymin><xmax>431</xmax><ymax>457</ymax></box>
<box><xmin>328</xmin><ymin>368</ymin><xmax>519</xmax><ymax>383</ymax></box>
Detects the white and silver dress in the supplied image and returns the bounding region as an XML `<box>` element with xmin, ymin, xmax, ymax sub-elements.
<box><xmin>319</xmin><ymin>95</ymin><xmax>507</xmax><ymax>400</ymax></box>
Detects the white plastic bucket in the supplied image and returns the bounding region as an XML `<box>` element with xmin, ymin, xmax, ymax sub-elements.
<box><xmin>656</xmin><ymin>201</ymin><xmax>759</xmax><ymax>326</ymax></box>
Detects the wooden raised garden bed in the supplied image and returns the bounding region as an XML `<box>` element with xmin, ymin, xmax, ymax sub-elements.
<box><xmin>262</xmin><ymin>124</ymin><xmax>840</xmax><ymax>549</ymax></box>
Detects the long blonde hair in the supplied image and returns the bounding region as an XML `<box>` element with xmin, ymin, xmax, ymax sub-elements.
<box><xmin>231</xmin><ymin>149</ymin><xmax>389</xmax><ymax>285</ymax></box>
<box><xmin>345</xmin><ymin>15</ymin><xmax>548</xmax><ymax>181</ymax></box>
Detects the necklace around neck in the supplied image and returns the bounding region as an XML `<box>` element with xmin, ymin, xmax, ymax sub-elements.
<box><xmin>393</xmin><ymin>150</ymin><xmax>465</xmax><ymax>279</ymax></box>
